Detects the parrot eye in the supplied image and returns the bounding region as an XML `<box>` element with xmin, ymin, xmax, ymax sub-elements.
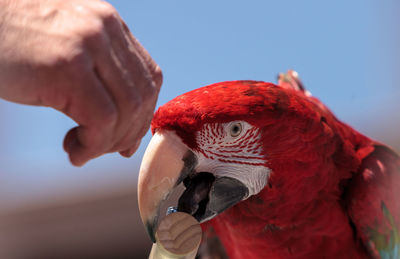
<box><xmin>229</xmin><ymin>122</ymin><xmax>243</xmax><ymax>137</ymax></box>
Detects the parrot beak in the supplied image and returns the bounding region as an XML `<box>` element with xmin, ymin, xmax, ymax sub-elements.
<box><xmin>138</xmin><ymin>131</ymin><xmax>195</xmax><ymax>242</ymax></box>
<box><xmin>138</xmin><ymin>131</ymin><xmax>249</xmax><ymax>242</ymax></box>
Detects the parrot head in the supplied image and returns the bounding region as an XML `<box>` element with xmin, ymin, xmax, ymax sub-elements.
<box><xmin>138</xmin><ymin>78</ymin><xmax>343</xmax><ymax>242</ymax></box>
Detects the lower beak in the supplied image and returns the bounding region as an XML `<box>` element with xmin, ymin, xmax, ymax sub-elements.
<box><xmin>138</xmin><ymin>131</ymin><xmax>248</xmax><ymax>242</ymax></box>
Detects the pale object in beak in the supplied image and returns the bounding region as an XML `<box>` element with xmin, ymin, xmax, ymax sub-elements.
<box><xmin>138</xmin><ymin>131</ymin><xmax>192</xmax><ymax>242</ymax></box>
<box><xmin>148</xmin><ymin>212</ymin><xmax>202</xmax><ymax>259</ymax></box>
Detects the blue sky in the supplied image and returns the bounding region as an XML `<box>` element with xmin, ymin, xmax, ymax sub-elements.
<box><xmin>0</xmin><ymin>1</ymin><xmax>398</xmax><ymax>211</ymax></box>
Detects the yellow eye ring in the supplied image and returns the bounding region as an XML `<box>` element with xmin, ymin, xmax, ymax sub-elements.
<box><xmin>229</xmin><ymin>122</ymin><xmax>242</xmax><ymax>137</ymax></box>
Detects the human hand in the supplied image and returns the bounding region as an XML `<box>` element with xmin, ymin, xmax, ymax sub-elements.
<box><xmin>0</xmin><ymin>0</ymin><xmax>162</xmax><ymax>166</ymax></box>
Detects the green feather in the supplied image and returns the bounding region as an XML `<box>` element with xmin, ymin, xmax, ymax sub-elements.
<box><xmin>368</xmin><ymin>202</ymin><xmax>399</xmax><ymax>259</ymax></box>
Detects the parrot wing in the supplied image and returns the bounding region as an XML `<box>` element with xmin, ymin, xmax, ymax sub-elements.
<box><xmin>346</xmin><ymin>144</ymin><xmax>400</xmax><ymax>258</ymax></box>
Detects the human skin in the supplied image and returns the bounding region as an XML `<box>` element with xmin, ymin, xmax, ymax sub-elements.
<box><xmin>0</xmin><ymin>0</ymin><xmax>163</xmax><ymax>166</ymax></box>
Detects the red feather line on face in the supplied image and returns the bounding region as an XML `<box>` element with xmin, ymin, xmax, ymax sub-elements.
<box><xmin>199</xmin><ymin>123</ymin><xmax>264</xmax><ymax>161</ymax></box>
<box><xmin>216</xmin><ymin>127</ymin><xmax>259</xmax><ymax>150</ymax></box>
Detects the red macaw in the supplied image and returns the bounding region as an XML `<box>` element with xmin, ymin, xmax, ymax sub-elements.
<box><xmin>138</xmin><ymin>71</ymin><xmax>400</xmax><ymax>259</ymax></box>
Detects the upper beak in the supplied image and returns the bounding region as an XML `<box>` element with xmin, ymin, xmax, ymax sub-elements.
<box><xmin>138</xmin><ymin>131</ymin><xmax>194</xmax><ymax>242</ymax></box>
<box><xmin>138</xmin><ymin>131</ymin><xmax>249</xmax><ymax>242</ymax></box>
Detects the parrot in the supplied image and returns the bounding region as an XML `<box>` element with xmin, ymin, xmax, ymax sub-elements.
<box><xmin>137</xmin><ymin>70</ymin><xmax>400</xmax><ymax>259</ymax></box>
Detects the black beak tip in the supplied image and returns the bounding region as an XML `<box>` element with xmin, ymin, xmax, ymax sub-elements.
<box><xmin>145</xmin><ymin>221</ymin><xmax>156</xmax><ymax>243</ymax></box>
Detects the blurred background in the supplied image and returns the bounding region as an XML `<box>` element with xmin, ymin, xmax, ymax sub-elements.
<box><xmin>0</xmin><ymin>1</ymin><xmax>399</xmax><ymax>258</ymax></box>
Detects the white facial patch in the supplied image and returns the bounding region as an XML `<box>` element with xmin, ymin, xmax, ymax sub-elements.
<box><xmin>194</xmin><ymin>121</ymin><xmax>269</xmax><ymax>197</ymax></box>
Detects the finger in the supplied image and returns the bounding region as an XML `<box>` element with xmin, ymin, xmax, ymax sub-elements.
<box><xmin>111</xmin><ymin>94</ymin><xmax>155</xmax><ymax>153</ymax></box>
<box><xmin>86</xmin><ymin>12</ymin><xmax>158</xmax><ymax>154</ymax></box>
<box><xmin>82</xmin><ymin>3</ymin><xmax>161</xmax><ymax>158</ymax></box>
<box><xmin>119</xmin><ymin>20</ymin><xmax>163</xmax><ymax>90</ymax></box>
<box><xmin>61</xmin><ymin>69</ymin><xmax>117</xmax><ymax>166</ymax></box>
<box><xmin>88</xmin><ymin>1</ymin><xmax>163</xmax><ymax>90</ymax></box>
<box><xmin>102</xmin><ymin>13</ymin><xmax>156</xmax><ymax>95</ymax></box>
<box><xmin>84</xmin><ymin>24</ymin><xmax>145</xmax><ymax>156</ymax></box>
<box><xmin>119</xmin><ymin>140</ymin><xmax>141</xmax><ymax>158</ymax></box>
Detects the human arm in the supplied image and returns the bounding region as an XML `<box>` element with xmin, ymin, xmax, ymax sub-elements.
<box><xmin>0</xmin><ymin>0</ymin><xmax>162</xmax><ymax>166</ymax></box>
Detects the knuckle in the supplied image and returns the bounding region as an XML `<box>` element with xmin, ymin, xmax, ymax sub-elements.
<box><xmin>45</xmin><ymin>45</ymin><xmax>88</xmax><ymax>72</ymax></box>
<box><xmin>68</xmin><ymin>49</ymin><xmax>89</xmax><ymax>66</ymax></box>
<box><xmin>60</xmin><ymin>50</ymin><xmax>89</xmax><ymax>75</ymax></box>
<box><xmin>81</xmin><ymin>19</ymin><xmax>105</xmax><ymax>39</ymax></box>
<box><xmin>151</xmin><ymin>65</ymin><xmax>163</xmax><ymax>90</ymax></box>
<box><xmin>95</xmin><ymin>1</ymin><xmax>118</xmax><ymax>20</ymax></box>
<box><xmin>70</xmin><ymin>9</ymin><xmax>106</xmax><ymax>38</ymax></box>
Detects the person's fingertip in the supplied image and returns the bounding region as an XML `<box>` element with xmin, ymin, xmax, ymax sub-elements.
<box><xmin>63</xmin><ymin>127</ymin><xmax>78</xmax><ymax>153</ymax></box>
<box><xmin>69</xmin><ymin>155</ymin><xmax>87</xmax><ymax>167</ymax></box>
<box><xmin>68</xmin><ymin>145</ymin><xmax>90</xmax><ymax>167</ymax></box>
<box><xmin>119</xmin><ymin>147</ymin><xmax>135</xmax><ymax>158</ymax></box>
<box><xmin>63</xmin><ymin>127</ymin><xmax>91</xmax><ymax>167</ymax></box>
<box><xmin>119</xmin><ymin>141</ymin><xmax>141</xmax><ymax>158</ymax></box>
<box><xmin>119</xmin><ymin>150</ymin><xmax>131</xmax><ymax>158</ymax></box>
